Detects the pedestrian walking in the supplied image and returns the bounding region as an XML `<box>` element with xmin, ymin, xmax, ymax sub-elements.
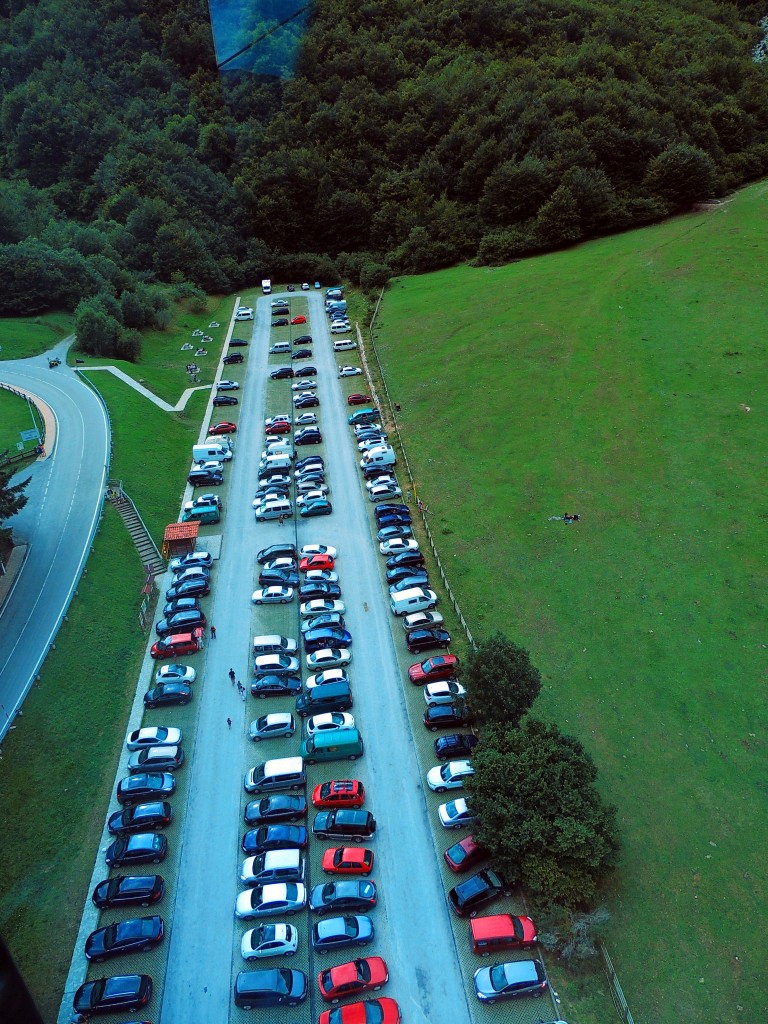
<box><xmin>210</xmin><ymin>624</ymin><xmax>217</xmax><ymax>639</ymax></box>
<box><xmin>227</xmin><ymin>717</ymin><xmax>232</xmax><ymax>729</ymax></box>
<box><xmin>240</xmin><ymin>686</ymin><xmax>246</xmax><ymax>702</ymax></box>
<box><xmin>228</xmin><ymin>667</ymin><xmax>236</xmax><ymax>684</ymax></box>
<box><xmin>278</xmin><ymin>515</ymin><xmax>284</xmax><ymax>526</ymax></box>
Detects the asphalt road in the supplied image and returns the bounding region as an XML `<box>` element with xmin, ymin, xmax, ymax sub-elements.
<box><xmin>161</xmin><ymin>293</ymin><xmax>472</xmax><ymax>1023</ymax></box>
<box><xmin>0</xmin><ymin>350</ymin><xmax>109</xmax><ymax>739</ymax></box>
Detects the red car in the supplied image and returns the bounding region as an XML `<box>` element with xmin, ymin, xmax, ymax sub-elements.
<box><xmin>408</xmin><ymin>654</ymin><xmax>460</xmax><ymax>685</ymax></box>
<box><xmin>319</xmin><ymin>997</ymin><xmax>401</xmax><ymax>1024</ymax></box>
<box><xmin>150</xmin><ymin>628</ymin><xmax>204</xmax><ymax>660</ymax></box>
<box><xmin>322</xmin><ymin>847</ymin><xmax>375</xmax><ymax>876</ymax></box>
<box><xmin>208</xmin><ymin>421</ymin><xmax>237</xmax><ymax>434</ymax></box>
<box><xmin>347</xmin><ymin>394</ymin><xmax>371</xmax><ymax>406</ymax></box>
<box><xmin>291</xmin><ymin>315</ymin><xmax>307</xmax><ymax>325</ymax></box>
<box><xmin>265</xmin><ymin>421</ymin><xmax>291</xmax><ymax>435</ymax></box>
<box><xmin>318</xmin><ymin>957</ymin><xmax>389</xmax><ymax>1003</ymax></box>
<box><xmin>312</xmin><ymin>780</ymin><xmax>365</xmax><ymax>809</ymax></box>
<box><xmin>300</xmin><ymin>553</ymin><xmax>335</xmax><ymax>572</ymax></box>
<box><xmin>443</xmin><ymin>834</ymin><xmax>488</xmax><ymax>873</ymax></box>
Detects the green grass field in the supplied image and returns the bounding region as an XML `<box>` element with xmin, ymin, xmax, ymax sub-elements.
<box><xmin>0</xmin><ymin>312</ymin><xmax>73</xmax><ymax>360</ymax></box>
<box><xmin>372</xmin><ymin>181</ymin><xmax>768</xmax><ymax>1024</ymax></box>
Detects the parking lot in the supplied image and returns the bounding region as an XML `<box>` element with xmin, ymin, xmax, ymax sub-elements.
<box><xmin>66</xmin><ymin>290</ymin><xmax>562</xmax><ymax>1024</ymax></box>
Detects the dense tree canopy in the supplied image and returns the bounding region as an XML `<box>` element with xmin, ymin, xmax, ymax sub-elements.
<box><xmin>466</xmin><ymin>631</ymin><xmax>541</xmax><ymax>730</ymax></box>
<box><xmin>0</xmin><ymin>0</ymin><xmax>766</xmax><ymax>328</ymax></box>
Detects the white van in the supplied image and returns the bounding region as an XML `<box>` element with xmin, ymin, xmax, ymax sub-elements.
<box><xmin>262</xmin><ymin>443</ymin><xmax>293</xmax><ymax>459</ymax></box>
<box><xmin>244</xmin><ymin>756</ymin><xmax>306</xmax><ymax>793</ymax></box>
<box><xmin>270</xmin><ymin>341</ymin><xmax>291</xmax><ymax>354</ymax></box>
<box><xmin>333</xmin><ymin>339</ymin><xmax>357</xmax><ymax>351</ymax></box>
<box><xmin>192</xmin><ymin>443</ymin><xmax>232</xmax><ymax>464</ymax></box>
<box><xmin>205</xmin><ymin>435</ymin><xmax>232</xmax><ymax>451</ymax></box>
<box><xmin>254</xmin><ymin>498</ymin><xmax>293</xmax><ymax>522</ymax></box>
<box><xmin>360</xmin><ymin>445</ymin><xmax>396</xmax><ymax>469</ymax></box>
<box><xmin>331</xmin><ymin>325</ymin><xmax>352</xmax><ymax>336</ymax></box>
<box><xmin>259</xmin><ymin>453</ymin><xmax>292</xmax><ymax>472</ymax></box>
<box><xmin>390</xmin><ymin>587</ymin><xmax>438</xmax><ymax>616</ymax></box>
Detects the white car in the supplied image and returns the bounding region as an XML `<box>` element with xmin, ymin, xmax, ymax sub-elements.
<box><xmin>296</xmin><ymin>490</ymin><xmax>328</xmax><ymax>507</ymax></box>
<box><xmin>252</xmin><ymin>586</ymin><xmax>294</xmax><ymax>605</ymax></box>
<box><xmin>306</xmin><ymin>648</ymin><xmax>352</xmax><ymax>671</ymax></box>
<box><xmin>241</xmin><ymin>923</ymin><xmax>299</xmax><ymax>960</ymax></box>
<box><xmin>296</xmin><ymin>481</ymin><xmax>328</xmax><ymax>496</ymax></box>
<box><xmin>254</xmin><ymin>654</ymin><xmax>300</xmax><ymax>676</ymax></box>
<box><xmin>291</xmin><ymin>379</ymin><xmax>316</xmax><ymax>391</ymax></box>
<box><xmin>299</xmin><ymin>544</ymin><xmax>337</xmax><ymax>559</ymax></box>
<box><xmin>294</xmin><ymin>462</ymin><xmax>323</xmax><ymax>478</ymax></box>
<box><xmin>294</xmin><ymin>412</ymin><xmax>317</xmax><ymax>426</ymax></box>
<box><xmin>424</xmin><ymin>680</ymin><xmax>467</xmax><ymax>707</ymax></box>
<box><xmin>304</xmin><ymin>569</ymin><xmax>339</xmax><ymax>584</ymax></box>
<box><xmin>427</xmin><ymin>760</ymin><xmax>474</xmax><ymax>793</ymax></box>
<box><xmin>216</xmin><ymin>380</ymin><xmax>240</xmax><ymax>391</ymax></box>
<box><xmin>300</xmin><ymin>599</ymin><xmax>345</xmax><ymax>618</ymax></box>
<box><xmin>235</xmin><ymin>307</ymin><xmax>254</xmax><ymax>320</ymax></box>
<box><xmin>438</xmin><ymin>797</ymin><xmax>477</xmax><ymax>830</ymax></box>
<box><xmin>305</xmin><ymin>668</ymin><xmax>349</xmax><ymax>690</ymax></box>
<box><xmin>365</xmin><ymin>475</ymin><xmax>396</xmax><ymax>490</ymax></box>
<box><xmin>265</xmin><ymin>414</ymin><xmax>291</xmax><ymax>427</ymax></box>
<box><xmin>403</xmin><ymin>610</ymin><xmax>444</xmax><ymax>633</ymax></box>
<box><xmin>249</xmin><ymin>712</ymin><xmax>296</xmax><ymax>741</ymax></box>
<box><xmin>260</xmin><ymin>557</ymin><xmax>297</xmax><ymax>571</ymax></box>
<box><xmin>338</xmin><ymin>366</ymin><xmax>362</xmax><ymax>377</ymax></box>
<box><xmin>235</xmin><ymin>883</ymin><xmax>307</xmax><ymax>919</ymax></box>
<box><xmin>359</xmin><ymin>439</ymin><xmax>387</xmax><ymax>453</ymax></box>
<box><xmin>301</xmin><ymin>282</ymin><xmax>310</xmax><ymax>290</ymax></box>
<box><xmin>126</xmin><ymin>726</ymin><xmax>182</xmax><ymax>751</ymax></box>
<box><xmin>379</xmin><ymin>538</ymin><xmax>419</xmax><ymax>556</ymax></box>
<box><xmin>369</xmin><ymin>484</ymin><xmax>402</xmax><ymax>502</ymax></box>
<box><xmin>169</xmin><ymin>550</ymin><xmax>212</xmax><ymax>573</ymax></box>
<box><xmin>155</xmin><ymin>664</ymin><xmax>196</xmax><ymax>685</ymax></box>
<box><xmin>305</xmin><ymin>712</ymin><xmax>355</xmax><ymax>738</ymax></box>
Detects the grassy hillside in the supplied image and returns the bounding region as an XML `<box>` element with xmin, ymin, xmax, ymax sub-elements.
<box><xmin>372</xmin><ymin>180</ymin><xmax>768</xmax><ymax>1024</ymax></box>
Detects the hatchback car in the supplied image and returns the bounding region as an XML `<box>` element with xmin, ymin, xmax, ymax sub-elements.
<box><xmin>259</xmin><ymin>568</ymin><xmax>300</xmax><ymax>588</ymax></box>
<box><xmin>438</xmin><ymin>797</ymin><xmax>477</xmax><ymax>830</ymax></box>
<box><xmin>317</xmin><ymin>998</ymin><xmax>401</xmax><ymax>1024</ymax></box>
<box><xmin>107</xmin><ymin>801</ymin><xmax>173</xmax><ymax>836</ymax></box>
<box><xmin>295</xmin><ymin>412</ymin><xmax>318</xmax><ymax>425</ymax></box>
<box><xmin>236</xmin><ymin>883</ymin><xmax>307</xmax><ymax>920</ymax></box>
<box><xmin>304</xmin><ymin>628</ymin><xmax>352</xmax><ymax>653</ymax></box>
<box><xmin>162</xmin><ymin>596</ymin><xmax>200</xmax><ymax>617</ymax></box>
<box><xmin>85</xmin><ymin>916</ymin><xmax>164</xmax><ymax>962</ymax></box>
<box><xmin>408</xmin><ymin>654</ymin><xmax>459</xmax><ymax>685</ymax></box>
<box><xmin>127</xmin><ymin>746</ymin><xmax>184</xmax><ymax>774</ymax></box>
<box><xmin>265</xmin><ymin>420</ymin><xmax>291</xmax><ymax>435</ymax></box>
<box><xmin>318</xmin><ymin>956</ymin><xmax>388</xmax><ymax>1003</ymax></box>
<box><xmin>105</xmin><ymin>833</ymin><xmax>168</xmax><ymax>867</ymax></box>
<box><xmin>73</xmin><ymin>975</ymin><xmax>152</xmax><ymax>1016</ymax></box>
<box><xmin>244</xmin><ymin>795</ymin><xmax>307</xmax><ymax>825</ymax></box>
<box><xmin>300</xmin><ymin>499</ymin><xmax>333</xmax><ymax>518</ymax></box>
<box><xmin>443</xmin><ymin>834</ymin><xmax>488</xmax><ymax>873</ymax></box>
<box><xmin>322</xmin><ymin>847</ymin><xmax>375</xmax><ymax>876</ymax></box>
<box><xmin>291</xmin><ymin>315</ymin><xmax>307</xmax><ymax>325</ymax></box>
<box><xmin>448</xmin><ymin>868</ymin><xmax>508</xmax><ymax>917</ymax></box>
<box><xmin>116</xmin><ymin>773</ymin><xmax>176</xmax><ymax>806</ymax></box>
<box><xmin>347</xmin><ymin>393</ymin><xmax>371</xmax><ymax>405</ymax></box>
<box><xmin>424</xmin><ymin>680</ymin><xmax>467</xmax><ymax>706</ymax></box>
<box><xmin>434</xmin><ymin>734</ymin><xmax>479</xmax><ymax>760</ymax></box>
<box><xmin>377</xmin><ymin>525</ymin><xmax>413</xmax><ymax>543</ymax></box>
<box><xmin>424</xmin><ymin>701</ymin><xmax>472</xmax><ymax>731</ymax></box>
<box><xmin>241</xmin><ymin>923</ymin><xmax>299</xmax><ymax>960</ymax></box>
<box><xmin>473</xmin><ymin>959</ymin><xmax>548</xmax><ymax>1003</ymax></box>
<box><xmin>294</xmin><ymin>394</ymin><xmax>319</xmax><ymax>409</ymax></box>
<box><xmin>386</xmin><ymin>566</ymin><xmax>427</xmax><ymax>587</ymax></box>
<box><xmin>272</xmin><ymin>318</ymin><xmax>290</xmax><ymax>327</ymax></box>
<box><xmin>369</xmin><ymin>484</ymin><xmax>402</xmax><ymax>503</ymax></box>
<box><xmin>271</xmin><ymin>367</ymin><xmax>295</xmax><ymax>380</ymax></box>
<box><xmin>312</xmin><ymin>915</ymin><xmax>374</xmax><ymax>953</ymax></box>
<box><xmin>143</xmin><ymin>681</ymin><xmax>192</xmax><ymax>708</ymax></box>
<box><xmin>249</xmin><ymin>713</ymin><xmax>296</xmax><ymax>742</ymax></box>
<box><xmin>242</xmin><ymin>824</ymin><xmax>309</xmax><ymax>854</ymax></box>
<box><xmin>91</xmin><ymin>874</ymin><xmax>165</xmax><ymax>909</ymax></box>
<box><xmin>306</xmin><ymin>712</ymin><xmax>355</xmax><ymax>738</ymax></box>
<box><xmin>310</xmin><ymin>880</ymin><xmax>377</xmax><ymax>915</ymax></box>
<box><xmin>312</xmin><ymin>779</ymin><xmax>365</xmax><ymax>808</ymax></box>
<box><xmin>213</xmin><ymin>395</ymin><xmax>238</xmax><ymax>407</ymax></box>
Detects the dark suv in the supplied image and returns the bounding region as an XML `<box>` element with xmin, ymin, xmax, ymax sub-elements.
<box><xmin>434</xmin><ymin>733</ymin><xmax>479</xmax><ymax>760</ymax></box>
<box><xmin>448</xmin><ymin>869</ymin><xmax>508</xmax><ymax>916</ymax></box>
<box><xmin>155</xmin><ymin>609</ymin><xmax>207</xmax><ymax>637</ymax></box>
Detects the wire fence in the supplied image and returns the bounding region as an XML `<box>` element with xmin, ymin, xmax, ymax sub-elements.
<box><xmin>357</xmin><ymin>293</ymin><xmax>476</xmax><ymax>650</ymax></box>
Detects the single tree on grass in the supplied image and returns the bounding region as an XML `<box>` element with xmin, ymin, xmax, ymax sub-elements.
<box><xmin>466</xmin><ymin>718</ymin><xmax>620</xmax><ymax>911</ymax></box>
<box><xmin>466</xmin><ymin>631</ymin><xmax>541</xmax><ymax>729</ymax></box>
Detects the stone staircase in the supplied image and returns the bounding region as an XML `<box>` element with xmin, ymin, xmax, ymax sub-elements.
<box><xmin>109</xmin><ymin>489</ymin><xmax>166</xmax><ymax>576</ymax></box>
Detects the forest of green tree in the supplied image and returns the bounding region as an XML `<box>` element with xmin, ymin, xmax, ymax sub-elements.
<box><xmin>1</xmin><ymin>0</ymin><xmax>767</xmax><ymax>354</ymax></box>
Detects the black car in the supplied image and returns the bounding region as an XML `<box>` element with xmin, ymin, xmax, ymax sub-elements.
<box><xmin>271</xmin><ymin>367</ymin><xmax>295</xmax><ymax>379</ymax></box>
<box><xmin>259</xmin><ymin>569</ymin><xmax>300</xmax><ymax>588</ymax></box>
<box><xmin>374</xmin><ymin>503</ymin><xmax>410</xmax><ymax>518</ymax></box>
<box><xmin>116</xmin><ymin>773</ymin><xmax>176</xmax><ymax>806</ymax></box>
<box><xmin>85</xmin><ymin>916</ymin><xmax>165</xmax><ymax>961</ymax></box>
<box><xmin>212</xmin><ymin>395</ymin><xmax>238</xmax><ymax>407</ymax></box>
<box><xmin>234</xmin><ymin>968</ymin><xmax>307</xmax><ymax>1010</ymax></box>
<box><xmin>92</xmin><ymin>874</ymin><xmax>165</xmax><ymax>909</ymax></box>
<box><xmin>230</xmin><ymin>338</ymin><xmax>249</xmax><ymax>346</ymax></box>
<box><xmin>377</xmin><ymin>513</ymin><xmax>412</xmax><ymax>530</ymax></box>
<box><xmin>294</xmin><ymin>395</ymin><xmax>319</xmax><ymax>409</ymax></box>
<box><xmin>385</xmin><ymin>550</ymin><xmax>424</xmax><ymax>570</ymax></box>
<box><xmin>406</xmin><ymin>628</ymin><xmax>452</xmax><ymax>654</ymax></box>
<box><xmin>155</xmin><ymin>609</ymin><xmax>206</xmax><ymax>637</ymax></box>
<box><xmin>73</xmin><ymin>974</ymin><xmax>152</xmax><ymax>1016</ymax></box>
<box><xmin>299</xmin><ymin>581</ymin><xmax>342</xmax><ymax>601</ymax></box>
<box><xmin>292</xmin><ymin>349</ymin><xmax>313</xmax><ymax>360</ymax></box>
<box><xmin>272</xmin><ymin>318</ymin><xmax>289</xmax><ymax>326</ymax></box>
<box><xmin>258</xmin><ymin>543</ymin><xmax>298</xmax><ymax>564</ymax></box>
<box><xmin>242</xmin><ymin>824</ymin><xmax>309</xmax><ymax>854</ymax></box>
<box><xmin>105</xmin><ymin>833</ymin><xmax>168</xmax><ymax>867</ymax></box>
<box><xmin>434</xmin><ymin>733</ymin><xmax>479</xmax><ymax>760</ymax></box>
<box><xmin>295</xmin><ymin>430</ymin><xmax>322</xmax><ymax>446</ymax></box>
<box><xmin>303</xmin><ymin>627</ymin><xmax>352</xmax><ymax>653</ymax></box>
<box><xmin>189</xmin><ymin>468</ymin><xmax>224</xmax><ymax>485</ymax></box>
<box><xmin>300</xmin><ymin>365</ymin><xmax>317</xmax><ymax>375</ymax></box>
<box><xmin>311</xmin><ymin>915</ymin><xmax>374</xmax><ymax>952</ymax></box>
<box><xmin>162</xmin><ymin>596</ymin><xmax>200</xmax><ymax>617</ymax></box>
<box><xmin>165</xmin><ymin>577</ymin><xmax>210</xmax><ymax>600</ymax></box>
<box><xmin>386</xmin><ymin>565</ymin><xmax>427</xmax><ymax>586</ymax></box>
<box><xmin>144</xmin><ymin>681</ymin><xmax>193</xmax><ymax>708</ymax></box>
<box><xmin>223</xmin><ymin>353</ymin><xmax>244</xmax><ymax>364</ymax></box>
<box><xmin>244</xmin><ymin>795</ymin><xmax>308</xmax><ymax>825</ymax></box>
<box><xmin>251</xmin><ymin>674</ymin><xmax>302</xmax><ymax>699</ymax></box>
<box><xmin>309</xmin><ymin>880</ymin><xmax>377</xmax><ymax>915</ymax></box>
<box><xmin>424</xmin><ymin>700</ymin><xmax>473</xmax><ymax>731</ymax></box>
<box><xmin>287</xmin><ymin>284</ymin><xmax>296</xmax><ymax>292</ymax></box>
<box><xmin>107</xmin><ymin>801</ymin><xmax>173</xmax><ymax>836</ymax></box>
<box><xmin>296</xmin><ymin>455</ymin><xmax>324</xmax><ymax>470</ymax></box>
<box><xmin>294</xmin><ymin>334</ymin><xmax>312</xmax><ymax>344</ymax></box>
<box><xmin>448</xmin><ymin>869</ymin><xmax>508</xmax><ymax>917</ymax></box>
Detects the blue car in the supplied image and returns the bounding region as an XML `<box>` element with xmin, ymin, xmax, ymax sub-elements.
<box><xmin>303</xmin><ymin>627</ymin><xmax>352</xmax><ymax>653</ymax></box>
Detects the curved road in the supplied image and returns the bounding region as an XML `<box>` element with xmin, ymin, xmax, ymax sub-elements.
<box><xmin>0</xmin><ymin>349</ymin><xmax>109</xmax><ymax>740</ymax></box>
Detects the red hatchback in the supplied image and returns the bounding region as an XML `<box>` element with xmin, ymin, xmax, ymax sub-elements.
<box><xmin>408</xmin><ymin>654</ymin><xmax>460</xmax><ymax>685</ymax></box>
<box><xmin>208</xmin><ymin>421</ymin><xmax>237</xmax><ymax>434</ymax></box>
<box><xmin>347</xmin><ymin>394</ymin><xmax>371</xmax><ymax>406</ymax></box>
<box><xmin>312</xmin><ymin>780</ymin><xmax>366</xmax><ymax>809</ymax></box>
<box><xmin>291</xmin><ymin>315</ymin><xmax>307</xmax><ymax>325</ymax></box>
<box><xmin>318</xmin><ymin>997</ymin><xmax>401</xmax><ymax>1024</ymax></box>
<box><xmin>322</xmin><ymin>847</ymin><xmax>375</xmax><ymax>876</ymax></box>
<box><xmin>265</xmin><ymin>421</ymin><xmax>291</xmax><ymax>435</ymax></box>
<box><xmin>300</xmin><ymin>553</ymin><xmax>335</xmax><ymax>572</ymax></box>
<box><xmin>443</xmin><ymin>834</ymin><xmax>488</xmax><ymax>873</ymax></box>
<box><xmin>318</xmin><ymin>956</ymin><xmax>389</xmax><ymax>1003</ymax></box>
